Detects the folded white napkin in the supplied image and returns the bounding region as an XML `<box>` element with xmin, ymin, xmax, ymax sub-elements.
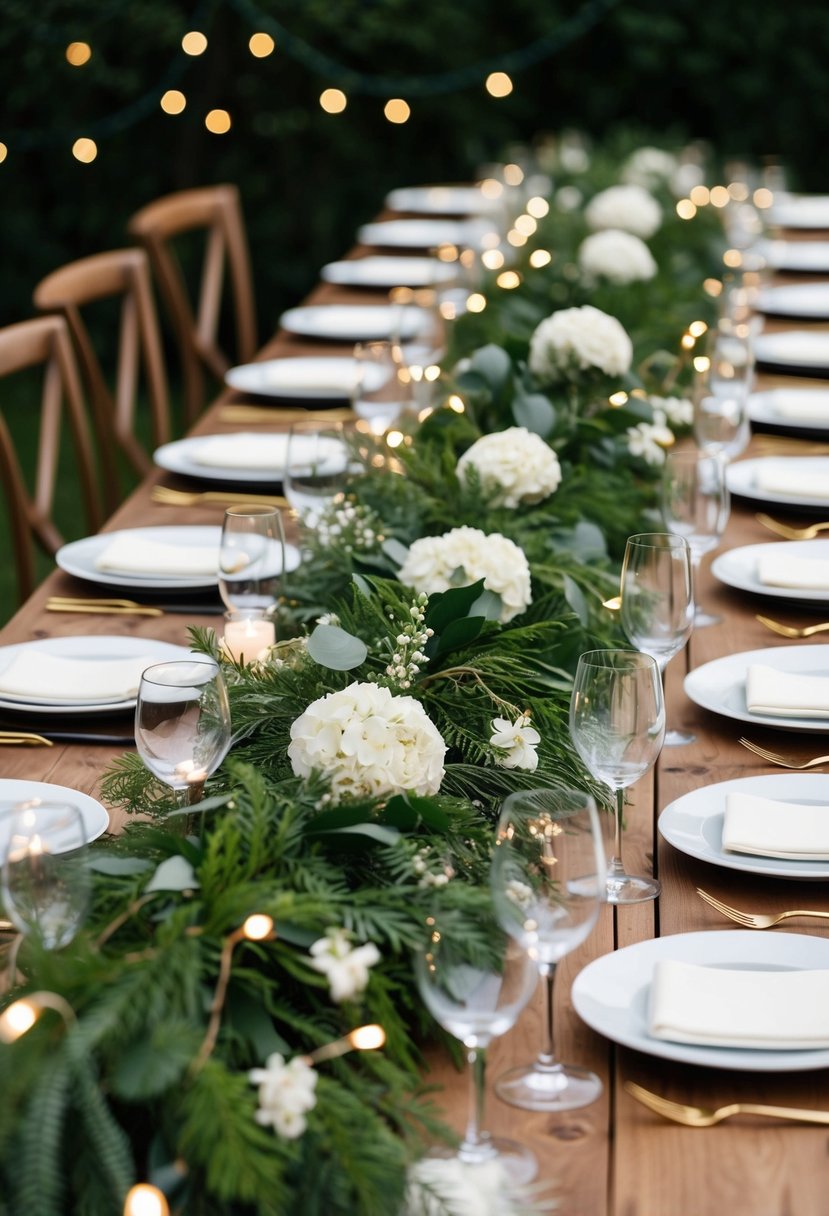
<box><xmin>773</xmin><ymin>396</ymin><xmax>829</xmax><ymax>422</ymax></box>
<box><xmin>192</xmin><ymin>434</ymin><xmax>289</xmax><ymax>470</ymax></box>
<box><xmin>746</xmin><ymin>663</ymin><xmax>829</xmax><ymax>718</ymax></box>
<box><xmin>649</xmin><ymin>959</ymin><xmax>829</xmax><ymax>1049</ymax></box>
<box><xmin>95</xmin><ymin>535</ymin><xmax>217</xmax><ymax>576</ymax></box>
<box><xmin>754</xmin><ymin>462</ymin><xmax>829</xmax><ymax>500</ymax></box>
<box><xmin>0</xmin><ymin>650</ymin><xmax>156</xmax><ymax>703</ymax></box>
<box><xmin>756</xmin><ymin>552</ymin><xmax>829</xmax><ymax>590</ymax></box>
<box><xmin>722</xmin><ymin>791</ymin><xmax>829</xmax><ymax>859</ymax></box>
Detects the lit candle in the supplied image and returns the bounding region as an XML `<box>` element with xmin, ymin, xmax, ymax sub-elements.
<box><xmin>222</xmin><ymin>613</ymin><xmax>276</xmax><ymax>664</ymax></box>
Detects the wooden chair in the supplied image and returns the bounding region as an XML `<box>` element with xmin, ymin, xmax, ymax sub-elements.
<box><xmin>127</xmin><ymin>184</ymin><xmax>257</xmax><ymax>425</ymax></box>
<box><xmin>33</xmin><ymin>247</ymin><xmax>171</xmax><ymax>512</ymax></box>
<box><xmin>0</xmin><ymin>316</ymin><xmax>103</xmax><ymax>604</ymax></box>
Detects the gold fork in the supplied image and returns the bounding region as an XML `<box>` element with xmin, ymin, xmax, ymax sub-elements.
<box><xmin>696</xmin><ymin>887</ymin><xmax>829</xmax><ymax>929</ymax></box>
<box><xmin>756</xmin><ymin>614</ymin><xmax>829</xmax><ymax>639</ymax></box>
<box><xmin>46</xmin><ymin>596</ymin><xmax>163</xmax><ymax>617</ymax></box>
<box><xmin>219</xmin><ymin>405</ymin><xmax>354</xmax><ymax>424</ymax></box>
<box><xmin>755</xmin><ymin>513</ymin><xmax>829</xmax><ymax>541</ymax></box>
<box><xmin>151</xmin><ymin>486</ymin><xmax>287</xmax><ymax>508</ymax></box>
<box><xmin>625</xmin><ymin>1082</ymin><xmax>829</xmax><ymax>1128</ymax></box>
<box><xmin>0</xmin><ymin>731</ymin><xmax>54</xmax><ymax>747</ymax></box>
<box><xmin>738</xmin><ymin>736</ymin><xmax>829</xmax><ymax>770</ymax></box>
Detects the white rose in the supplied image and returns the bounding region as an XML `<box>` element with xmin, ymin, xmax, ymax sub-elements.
<box><xmin>577</xmin><ymin>229</ymin><xmax>657</xmax><ymax>285</ymax></box>
<box><xmin>489</xmin><ymin>713</ymin><xmax>540</xmax><ymax>771</ymax></box>
<box><xmin>397</xmin><ymin>526</ymin><xmax>532</xmax><ymax>624</ymax></box>
<box><xmin>528</xmin><ymin>305</ymin><xmax>633</xmax><ymax>383</ymax></box>
<box><xmin>457</xmin><ymin>427</ymin><xmax>562</xmax><ymax>508</ymax></box>
<box><xmin>585</xmin><ymin>184</ymin><xmax>662</xmax><ymax>239</ymax></box>
<box><xmin>622</xmin><ymin>146</ymin><xmax>678</xmax><ymax>188</ymax></box>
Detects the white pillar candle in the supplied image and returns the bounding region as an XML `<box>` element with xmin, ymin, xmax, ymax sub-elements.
<box><xmin>222</xmin><ymin>615</ymin><xmax>276</xmax><ymax>664</ymax></box>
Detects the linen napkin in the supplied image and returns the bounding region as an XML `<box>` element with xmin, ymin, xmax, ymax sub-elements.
<box><xmin>746</xmin><ymin>663</ymin><xmax>829</xmax><ymax>718</ymax></box>
<box><xmin>649</xmin><ymin>959</ymin><xmax>829</xmax><ymax>1049</ymax></box>
<box><xmin>772</xmin><ymin>396</ymin><xmax>829</xmax><ymax>423</ymax></box>
<box><xmin>191</xmin><ymin>433</ymin><xmax>289</xmax><ymax>471</ymax></box>
<box><xmin>722</xmin><ymin>791</ymin><xmax>829</xmax><ymax>859</ymax></box>
<box><xmin>756</xmin><ymin>552</ymin><xmax>829</xmax><ymax>590</ymax></box>
<box><xmin>0</xmin><ymin>650</ymin><xmax>156</xmax><ymax>703</ymax></box>
<box><xmin>95</xmin><ymin>535</ymin><xmax>218</xmax><ymax>577</ymax></box>
<box><xmin>753</xmin><ymin>462</ymin><xmax>829</xmax><ymax>501</ymax></box>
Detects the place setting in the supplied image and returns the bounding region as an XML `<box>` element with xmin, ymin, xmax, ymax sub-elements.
<box><xmin>684</xmin><ymin>644</ymin><xmax>829</xmax><ymax>732</ymax></box>
<box><xmin>320</xmin><ymin>255</ymin><xmax>458</xmax><ymax>291</ymax></box>
<box><xmin>748</xmin><ymin>386</ymin><xmax>829</xmax><ymax>432</ymax></box>
<box><xmin>726</xmin><ymin>454</ymin><xmax>829</xmax><ymax>508</ymax></box>
<box><xmin>277</xmin><ymin>301</ymin><xmax>432</xmax><ymax>343</ymax></box>
<box><xmin>711</xmin><ymin>537</ymin><xmax>829</xmax><ymax>603</ymax></box>
<box><xmin>224</xmin><ymin>355</ymin><xmax>360</xmax><ymax>401</ymax></box>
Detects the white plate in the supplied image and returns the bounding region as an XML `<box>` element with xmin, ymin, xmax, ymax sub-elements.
<box><xmin>711</xmin><ymin>539</ymin><xmax>829</xmax><ymax>603</ymax></box>
<box><xmin>754</xmin><ymin>330</ymin><xmax>829</xmax><ymax>374</ymax></box>
<box><xmin>684</xmin><ymin>645</ymin><xmax>829</xmax><ymax>732</ymax></box>
<box><xmin>58</xmin><ymin>526</ymin><xmax>222</xmax><ymax>590</ymax></box>
<box><xmin>758</xmin><ymin>240</ymin><xmax>829</xmax><ymax>273</ymax></box>
<box><xmin>727</xmin><ymin>457</ymin><xmax>829</xmax><ymax>508</ymax></box>
<box><xmin>154</xmin><ymin>432</ymin><xmax>297</xmax><ymax>484</ymax></box>
<box><xmin>658</xmin><ymin>772</ymin><xmax>829</xmax><ymax>879</ymax></box>
<box><xmin>320</xmin><ymin>256</ymin><xmax>456</xmax><ymax>290</ymax></box>
<box><xmin>748</xmin><ymin>388</ymin><xmax>829</xmax><ymax>431</ymax></box>
<box><xmin>278</xmin><ymin>304</ymin><xmax>427</xmax><ymax>343</ymax></box>
<box><xmin>756</xmin><ymin>283</ymin><xmax>829</xmax><ymax>319</ymax></box>
<box><xmin>770</xmin><ymin>196</ymin><xmax>829</xmax><ymax>230</ymax></box>
<box><xmin>357</xmin><ymin>218</ymin><xmax>491</xmax><ymax>250</ymax></box>
<box><xmin>0</xmin><ymin>779</ymin><xmax>109</xmax><ymax>851</ymax></box>
<box><xmin>225</xmin><ymin>356</ymin><xmax>358</xmax><ymax>400</ymax></box>
<box><xmin>385</xmin><ymin>185</ymin><xmax>499</xmax><ymax>216</ymax></box>
<box><xmin>0</xmin><ymin>636</ymin><xmax>194</xmax><ymax>716</ymax></box>
<box><xmin>572</xmin><ymin>930</ymin><xmax>829</xmax><ymax>1071</ymax></box>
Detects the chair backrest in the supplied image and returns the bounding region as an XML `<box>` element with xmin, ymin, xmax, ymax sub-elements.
<box><xmin>127</xmin><ymin>184</ymin><xmax>257</xmax><ymax>425</ymax></box>
<box><xmin>33</xmin><ymin>247</ymin><xmax>171</xmax><ymax>511</ymax></box>
<box><xmin>0</xmin><ymin>315</ymin><xmax>104</xmax><ymax>604</ymax></box>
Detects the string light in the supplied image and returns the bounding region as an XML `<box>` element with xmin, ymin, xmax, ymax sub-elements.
<box><xmin>485</xmin><ymin>71</ymin><xmax>513</xmax><ymax>97</ymax></box>
<box><xmin>676</xmin><ymin>199</ymin><xmax>696</xmax><ymax>220</ymax></box>
<box><xmin>608</xmin><ymin>391</ymin><xmax>629</xmax><ymax>406</ymax></box>
<box><xmin>0</xmin><ymin>143</ymin><xmax>7</xmax><ymax>164</ymax></box>
<box><xmin>481</xmin><ymin>249</ymin><xmax>505</xmax><ymax>270</ymax></box>
<box><xmin>514</xmin><ymin>214</ymin><xmax>537</xmax><ymax>236</ymax></box>
<box><xmin>753</xmin><ymin>187</ymin><xmax>774</xmax><ymax>208</ymax></box>
<box><xmin>248</xmin><ymin>32</ymin><xmax>275</xmax><ymax>57</ymax></box>
<box><xmin>709</xmin><ymin>185</ymin><xmax>730</xmax><ymax>208</ymax></box>
<box><xmin>0</xmin><ymin>992</ymin><xmax>76</xmax><ymax>1042</ymax></box>
<box><xmin>384</xmin><ymin>99</ymin><xmax>410</xmax><ymax>124</ymax></box>
<box><xmin>181</xmin><ymin>31</ymin><xmax>208</xmax><ymax>56</ymax></box>
<box><xmin>72</xmin><ymin>137</ymin><xmax>97</xmax><ymax>163</ymax></box>
<box><xmin>503</xmin><ymin>163</ymin><xmax>524</xmax><ymax>186</ymax></box>
<box><xmin>496</xmin><ymin>270</ymin><xmax>521</xmax><ymax>289</ymax></box>
<box><xmin>479</xmin><ymin>178</ymin><xmax>504</xmax><ymax>200</ymax></box>
<box><xmin>466</xmin><ymin>293</ymin><xmax>487</xmax><ymax>313</ymax></box>
<box><xmin>205</xmin><ymin>109</ymin><xmax>231</xmax><ymax>134</ymax></box>
<box><xmin>193</xmin><ymin>914</ymin><xmax>277</xmax><ymax>1072</ymax></box>
<box><xmin>123</xmin><ymin>1184</ymin><xmax>170</xmax><ymax>1216</ymax></box>
<box><xmin>507</xmin><ymin>229</ymin><xmax>527</xmax><ymax>247</ymax></box>
<box><xmin>160</xmin><ymin>90</ymin><xmax>186</xmax><ymax>115</ymax></box>
<box><xmin>727</xmin><ymin>181</ymin><xmax>750</xmax><ymax>201</ymax></box>
<box><xmin>65</xmin><ymin>42</ymin><xmax>92</xmax><ymax>67</ymax></box>
<box><xmin>688</xmin><ymin>320</ymin><xmax>708</xmax><ymax>337</ymax></box>
<box><xmin>529</xmin><ymin>249</ymin><xmax>552</xmax><ymax>268</ymax></box>
<box><xmin>526</xmin><ymin>195</ymin><xmax>550</xmax><ymax>218</ymax></box>
<box><xmin>320</xmin><ymin>88</ymin><xmax>347</xmax><ymax>113</ymax></box>
<box><xmin>690</xmin><ymin>185</ymin><xmax>710</xmax><ymax>206</ymax></box>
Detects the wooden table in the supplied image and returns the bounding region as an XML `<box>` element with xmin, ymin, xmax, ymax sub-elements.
<box><xmin>3</xmin><ymin>240</ymin><xmax>829</xmax><ymax>1215</ymax></box>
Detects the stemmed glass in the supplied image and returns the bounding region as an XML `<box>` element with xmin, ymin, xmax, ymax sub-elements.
<box><xmin>135</xmin><ymin>659</ymin><xmax>232</xmax><ymax>808</ymax></box>
<box><xmin>620</xmin><ymin>533</ymin><xmax>695</xmax><ymax>747</ymax></box>
<box><xmin>282</xmin><ymin>419</ymin><xmax>353</xmax><ymax>528</ymax></box>
<box><xmin>569</xmin><ymin>650</ymin><xmax>665</xmax><ymax>905</ymax></box>
<box><xmin>662</xmin><ymin>448</ymin><xmax>730</xmax><ymax>628</ymax></box>
<box><xmin>413</xmin><ymin>918</ymin><xmax>538</xmax><ymax>1184</ymax></box>
<box><xmin>351</xmin><ymin>340</ymin><xmax>416</xmax><ymax>437</ymax></box>
<box><xmin>218</xmin><ymin>505</ymin><xmax>287</xmax><ymax>615</ymax></box>
<box><xmin>692</xmin><ymin>320</ymin><xmax>754</xmax><ymax>461</ymax></box>
<box><xmin>490</xmin><ymin>787</ymin><xmax>606</xmax><ymax>1112</ymax></box>
<box><xmin>389</xmin><ymin>287</ymin><xmax>445</xmax><ymax>412</ymax></box>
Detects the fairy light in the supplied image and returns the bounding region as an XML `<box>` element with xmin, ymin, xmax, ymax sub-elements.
<box><xmin>205</xmin><ymin>109</ymin><xmax>231</xmax><ymax>134</ymax></box>
<box><xmin>123</xmin><ymin>1184</ymin><xmax>170</xmax><ymax>1216</ymax></box>
<box><xmin>703</xmin><ymin>277</ymin><xmax>723</xmax><ymax>297</ymax></box>
<box><xmin>320</xmin><ymin>88</ymin><xmax>347</xmax><ymax>114</ymax></box>
<box><xmin>65</xmin><ymin>41</ymin><xmax>91</xmax><ymax>66</ymax></box>
<box><xmin>72</xmin><ymin>138</ymin><xmax>97</xmax><ymax>163</ymax></box>
<box><xmin>723</xmin><ymin>248</ymin><xmax>743</xmax><ymax>268</ymax></box>
<box><xmin>0</xmin><ymin>144</ymin><xmax>7</xmax><ymax>164</ymax></box>
<box><xmin>248</xmin><ymin>32</ymin><xmax>275</xmax><ymax>57</ymax></box>
<box><xmin>243</xmin><ymin>914</ymin><xmax>274</xmax><ymax>941</ymax></box>
<box><xmin>485</xmin><ymin>71</ymin><xmax>513</xmax><ymax>97</ymax></box>
<box><xmin>0</xmin><ymin>992</ymin><xmax>76</xmax><ymax>1042</ymax></box>
<box><xmin>480</xmin><ymin>229</ymin><xmax>501</xmax><ymax>250</ymax></box>
<box><xmin>753</xmin><ymin>187</ymin><xmax>774</xmax><ymax>209</ymax></box>
<box><xmin>728</xmin><ymin>181</ymin><xmax>750</xmax><ymax>201</ymax></box>
<box><xmin>181</xmin><ymin>31</ymin><xmax>207</xmax><ymax>55</ymax></box>
<box><xmin>608</xmin><ymin>391</ymin><xmax>629</xmax><ymax>407</ymax></box>
<box><xmin>384</xmin><ymin>99</ymin><xmax>410</xmax><ymax>124</ymax></box>
<box><xmin>688</xmin><ymin>320</ymin><xmax>708</xmax><ymax>338</ymax></box>
<box><xmin>466</xmin><ymin>293</ymin><xmax>486</xmax><ymax>313</ymax></box>
<box><xmin>447</xmin><ymin>395</ymin><xmax>465</xmax><ymax>413</ymax></box>
<box><xmin>481</xmin><ymin>249</ymin><xmax>505</xmax><ymax>270</ymax></box>
<box><xmin>503</xmin><ymin>163</ymin><xmax>524</xmax><ymax>186</ymax></box>
<box><xmin>496</xmin><ymin>270</ymin><xmax>521</xmax><ymax>289</ymax></box>
<box><xmin>693</xmin><ymin>355</ymin><xmax>710</xmax><ymax>373</ymax></box>
<box><xmin>507</xmin><ymin>229</ymin><xmax>527</xmax><ymax>247</ymax></box>
<box><xmin>709</xmin><ymin>185</ymin><xmax>730</xmax><ymax>208</ymax></box>
<box><xmin>526</xmin><ymin>195</ymin><xmax>549</xmax><ymax>218</ymax></box>
<box><xmin>514</xmin><ymin>214</ymin><xmax>537</xmax><ymax>236</ymax></box>
<box><xmin>193</xmin><ymin>915</ymin><xmax>277</xmax><ymax>1071</ymax></box>
<box><xmin>304</xmin><ymin>1024</ymin><xmax>386</xmax><ymax>1065</ymax></box>
<box><xmin>676</xmin><ymin>199</ymin><xmax>697</xmax><ymax>220</ymax></box>
<box><xmin>386</xmin><ymin>430</ymin><xmax>404</xmax><ymax>448</ymax></box>
<box><xmin>160</xmin><ymin>90</ymin><xmax>186</xmax><ymax>115</ymax></box>
<box><xmin>690</xmin><ymin>184</ymin><xmax>710</xmax><ymax>206</ymax></box>
<box><xmin>529</xmin><ymin>249</ymin><xmax>552</xmax><ymax>268</ymax></box>
<box><xmin>479</xmin><ymin>178</ymin><xmax>503</xmax><ymax>200</ymax></box>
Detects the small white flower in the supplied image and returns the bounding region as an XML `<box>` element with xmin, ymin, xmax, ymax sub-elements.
<box><xmin>457</xmin><ymin>426</ymin><xmax>562</xmax><ymax>508</ymax></box>
<box><xmin>626</xmin><ymin>419</ymin><xmax>675</xmax><ymax>465</ymax></box>
<box><xmin>309</xmin><ymin>927</ymin><xmax>381</xmax><ymax>1003</ymax></box>
<box><xmin>249</xmin><ymin>1053</ymin><xmax>318</xmax><ymax>1140</ymax></box>
<box><xmin>528</xmin><ymin>305</ymin><xmax>633</xmax><ymax>384</ymax></box>
<box><xmin>505</xmin><ymin>878</ymin><xmax>535</xmax><ymax>909</ymax></box>
<box><xmin>649</xmin><ymin>394</ymin><xmax>693</xmax><ymax>427</ymax></box>
<box><xmin>489</xmin><ymin>713</ymin><xmax>540</xmax><ymax>771</ymax></box>
<box><xmin>578</xmin><ymin>229</ymin><xmax>657</xmax><ymax>285</ymax></box>
<box><xmin>397</xmin><ymin>527</ymin><xmax>532</xmax><ymax>624</ymax></box>
<box><xmin>622</xmin><ymin>146</ymin><xmax>679</xmax><ymax>189</ymax></box>
<box><xmin>585</xmin><ymin>184</ymin><xmax>662</xmax><ymax>239</ymax></box>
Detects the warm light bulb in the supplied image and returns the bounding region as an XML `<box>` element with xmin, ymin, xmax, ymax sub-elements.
<box><xmin>320</xmin><ymin>88</ymin><xmax>347</xmax><ymax>114</ymax></box>
<box><xmin>466</xmin><ymin>293</ymin><xmax>486</xmax><ymax>313</ymax></box>
<box><xmin>123</xmin><ymin>1184</ymin><xmax>170</xmax><ymax>1216</ymax></box>
<box><xmin>72</xmin><ymin>138</ymin><xmax>97</xmax><ymax>163</ymax></box>
<box><xmin>66</xmin><ymin>41</ymin><xmax>92</xmax><ymax>66</ymax></box>
<box><xmin>688</xmin><ymin>320</ymin><xmax>708</xmax><ymax>338</ymax></box>
<box><xmin>496</xmin><ymin>270</ymin><xmax>521</xmax><ymax>289</ymax></box>
<box><xmin>182</xmin><ymin>31</ymin><xmax>207</xmax><ymax>55</ymax></box>
<box><xmin>160</xmin><ymin>90</ymin><xmax>186</xmax><ymax>115</ymax></box>
<box><xmin>349</xmin><ymin>1024</ymin><xmax>386</xmax><ymax>1051</ymax></box>
<box><xmin>0</xmin><ymin>143</ymin><xmax>7</xmax><ymax>164</ymax></box>
<box><xmin>0</xmin><ymin>999</ymin><xmax>39</xmax><ymax>1043</ymax></box>
<box><xmin>503</xmin><ymin>163</ymin><xmax>524</xmax><ymax>186</ymax></box>
<box><xmin>243</xmin><ymin>914</ymin><xmax>274</xmax><ymax>941</ymax></box>
<box><xmin>249</xmin><ymin>32</ymin><xmax>275</xmax><ymax>57</ymax></box>
<box><xmin>526</xmin><ymin>196</ymin><xmax>549</xmax><ymax>218</ymax></box>
<box><xmin>205</xmin><ymin>109</ymin><xmax>231</xmax><ymax>134</ymax></box>
<box><xmin>479</xmin><ymin>178</ymin><xmax>503</xmax><ymax>200</ymax></box>
<box><xmin>485</xmin><ymin>71</ymin><xmax>513</xmax><ymax>98</ymax></box>
<box><xmin>675</xmin><ymin>198</ymin><xmax>697</xmax><ymax>220</ymax></box>
<box><xmin>608</xmin><ymin>391</ymin><xmax>629</xmax><ymax>407</ymax></box>
<box><xmin>689</xmin><ymin>184</ymin><xmax>710</xmax><ymax>206</ymax></box>
<box><xmin>384</xmin><ymin>98</ymin><xmax>410</xmax><ymax>124</ymax></box>
<box><xmin>529</xmin><ymin>249</ymin><xmax>552</xmax><ymax>268</ymax></box>
<box><xmin>514</xmin><ymin>213</ymin><xmax>537</xmax><ymax>236</ymax></box>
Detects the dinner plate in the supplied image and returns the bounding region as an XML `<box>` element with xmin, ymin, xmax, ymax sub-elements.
<box><xmin>769</xmin><ymin>196</ymin><xmax>829</xmax><ymax>230</ymax></box>
<box><xmin>572</xmin><ymin>930</ymin><xmax>829</xmax><ymax>1071</ymax></box>
<box><xmin>748</xmin><ymin>388</ymin><xmax>829</xmax><ymax>431</ymax></box>
<box><xmin>0</xmin><ymin>779</ymin><xmax>109</xmax><ymax>850</ymax></box>
<box><xmin>357</xmin><ymin>218</ymin><xmax>491</xmax><ymax>250</ymax></box>
<box><xmin>755</xmin><ymin>283</ymin><xmax>829</xmax><ymax>320</ymax></box>
<box><xmin>758</xmin><ymin>240</ymin><xmax>829</xmax><ymax>274</ymax></box>
<box><xmin>754</xmin><ymin>330</ymin><xmax>829</xmax><ymax>375</ymax></box>
<box><xmin>57</xmin><ymin>526</ymin><xmax>223</xmax><ymax>590</ymax></box>
<box><xmin>225</xmin><ymin>356</ymin><xmax>358</xmax><ymax>400</ymax></box>
<box><xmin>711</xmin><ymin>539</ymin><xmax>829</xmax><ymax>603</ymax></box>
<box><xmin>0</xmin><ymin>636</ymin><xmax>194</xmax><ymax>715</ymax></box>
<box><xmin>154</xmin><ymin>432</ymin><xmax>303</xmax><ymax>484</ymax></box>
<box><xmin>320</xmin><ymin>256</ymin><xmax>456</xmax><ymax>290</ymax></box>
<box><xmin>684</xmin><ymin>645</ymin><xmax>829</xmax><ymax>732</ymax></box>
<box><xmin>385</xmin><ymin>185</ymin><xmax>499</xmax><ymax>216</ymax></box>
<box><xmin>726</xmin><ymin>457</ymin><xmax>829</xmax><ymax>508</ymax></box>
<box><xmin>278</xmin><ymin>304</ymin><xmax>427</xmax><ymax>342</ymax></box>
<box><xmin>658</xmin><ymin>772</ymin><xmax>829</xmax><ymax>879</ymax></box>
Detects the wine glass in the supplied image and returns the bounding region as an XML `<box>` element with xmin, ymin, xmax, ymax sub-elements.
<box><xmin>692</xmin><ymin>320</ymin><xmax>754</xmax><ymax>460</ymax></box>
<box><xmin>352</xmin><ymin>340</ymin><xmax>416</xmax><ymax>436</ymax></box>
<box><xmin>218</xmin><ymin>505</ymin><xmax>287</xmax><ymax>616</ymax></box>
<box><xmin>413</xmin><ymin>918</ymin><xmax>538</xmax><ymax>1184</ymax></box>
<box><xmin>662</xmin><ymin>448</ymin><xmax>730</xmax><ymax>628</ymax></box>
<box><xmin>390</xmin><ymin>287</ymin><xmax>445</xmax><ymax>412</ymax></box>
<box><xmin>569</xmin><ymin>650</ymin><xmax>665</xmax><ymax>905</ymax></box>
<box><xmin>282</xmin><ymin>419</ymin><xmax>353</xmax><ymax>528</ymax></box>
<box><xmin>620</xmin><ymin>532</ymin><xmax>695</xmax><ymax>747</ymax></box>
<box><xmin>491</xmin><ymin>787</ymin><xmax>606</xmax><ymax>1112</ymax></box>
<box><xmin>135</xmin><ymin>659</ymin><xmax>232</xmax><ymax>807</ymax></box>
<box><xmin>0</xmin><ymin>800</ymin><xmax>90</xmax><ymax>951</ymax></box>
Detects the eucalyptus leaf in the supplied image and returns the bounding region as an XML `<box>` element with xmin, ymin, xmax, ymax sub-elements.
<box><xmin>512</xmin><ymin>391</ymin><xmax>556</xmax><ymax>437</ymax></box>
<box><xmin>563</xmin><ymin>575</ymin><xmax>590</xmax><ymax>626</ymax></box>
<box><xmin>381</xmin><ymin>537</ymin><xmax>410</xmax><ymax>567</ymax></box>
<box><xmin>469</xmin><ymin>588</ymin><xmax>503</xmax><ymax>621</ymax></box>
<box><xmin>145</xmin><ymin>855</ymin><xmax>200</xmax><ymax>894</ymax></box>
<box><xmin>315</xmin><ymin>823</ymin><xmax>400</xmax><ymax>846</ymax></box>
<box><xmin>88</xmin><ymin>856</ymin><xmax>152</xmax><ymax>876</ymax></box>
<box><xmin>351</xmin><ymin>572</ymin><xmax>373</xmax><ymax>597</ymax></box>
<box><xmin>469</xmin><ymin>343</ymin><xmax>512</xmax><ymax>392</ymax></box>
<box><xmin>306</xmin><ymin>623</ymin><xmax>368</xmax><ymax>671</ymax></box>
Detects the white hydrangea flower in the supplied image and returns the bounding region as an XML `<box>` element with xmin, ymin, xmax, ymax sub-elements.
<box><xmin>578</xmin><ymin>229</ymin><xmax>657</xmax><ymax>285</ymax></box>
<box><xmin>622</xmin><ymin>146</ymin><xmax>679</xmax><ymax>188</ymax></box>
<box><xmin>309</xmin><ymin>927</ymin><xmax>381</xmax><ymax>1003</ymax></box>
<box><xmin>489</xmin><ymin>713</ymin><xmax>540</xmax><ymax>771</ymax></box>
<box><xmin>249</xmin><ymin>1053</ymin><xmax>318</xmax><ymax>1140</ymax></box>
<box><xmin>649</xmin><ymin>394</ymin><xmax>693</xmax><ymax>427</ymax></box>
<box><xmin>456</xmin><ymin>426</ymin><xmax>562</xmax><ymax>508</ymax></box>
<box><xmin>585</xmin><ymin>184</ymin><xmax>662</xmax><ymax>239</ymax></box>
<box><xmin>626</xmin><ymin>417</ymin><xmax>675</xmax><ymax>465</ymax></box>
<box><xmin>288</xmin><ymin>681</ymin><xmax>446</xmax><ymax>801</ymax></box>
<box><xmin>528</xmin><ymin>305</ymin><xmax>633</xmax><ymax>384</ymax></box>
<box><xmin>397</xmin><ymin>526</ymin><xmax>531</xmax><ymax>624</ymax></box>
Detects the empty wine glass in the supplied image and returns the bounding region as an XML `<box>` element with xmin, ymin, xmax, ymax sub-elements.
<box><xmin>620</xmin><ymin>533</ymin><xmax>695</xmax><ymax>747</ymax></box>
<box><xmin>352</xmin><ymin>340</ymin><xmax>416</xmax><ymax>436</ymax></box>
<box><xmin>135</xmin><ymin>659</ymin><xmax>231</xmax><ymax>808</ymax></box>
<box><xmin>0</xmin><ymin>800</ymin><xmax>90</xmax><ymax>951</ymax></box>
<box><xmin>662</xmin><ymin>448</ymin><xmax>730</xmax><ymax>628</ymax></box>
<box><xmin>569</xmin><ymin>650</ymin><xmax>665</xmax><ymax>905</ymax></box>
<box><xmin>413</xmin><ymin>918</ymin><xmax>538</xmax><ymax>1184</ymax></box>
<box><xmin>692</xmin><ymin>319</ymin><xmax>754</xmax><ymax>460</ymax></box>
<box><xmin>282</xmin><ymin>419</ymin><xmax>353</xmax><ymax>528</ymax></box>
<box><xmin>218</xmin><ymin>505</ymin><xmax>287</xmax><ymax>616</ymax></box>
<box><xmin>491</xmin><ymin>787</ymin><xmax>606</xmax><ymax>1112</ymax></box>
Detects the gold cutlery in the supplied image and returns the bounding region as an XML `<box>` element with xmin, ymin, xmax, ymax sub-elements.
<box><xmin>219</xmin><ymin>405</ymin><xmax>355</xmax><ymax>424</ymax></box>
<box><xmin>696</xmin><ymin>887</ymin><xmax>829</xmax><ymax>929</ymax></box>
<box><xmin>755</xmin><ymin>614</ymin><xmax>829</xmax><ymax>639</ymax></box>
<box><xmin>755</xmin><ymin>513</ymin><xmax>829</xmax><ymax>541</ymax></box>
<box><xmin>151</xmin><ymin>486</ymin><xmax>287</xmax><ymax>508</ymax></box>
<box><xmin>0</xmin><ymin>730</ymin><xmax>53</xmax><ymax>746</ymax></box>
<box><xmin>738</xmin><ymin>737</ymin><xmax>829</xmax><ymax>770</ymax></box>
<box><xmin>47</xmin><ymin>596</ymin><xmax>163</xmax><ymax>617</ymax></box>
<box><xmin>625</xmin><ymin>1081</ymin><xmax>829</xmax><ymax>1128</ymax></box>
<box><xmin>0</xmin><ymin>729</ymin><xmax>134</xmax><ymax>746</ymax></box>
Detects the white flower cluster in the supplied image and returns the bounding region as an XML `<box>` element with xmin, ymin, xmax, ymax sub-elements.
<box><xmin>397</xmin><ymin>526</ymin><xmax>532</xmax><ymax>624</ymax></box>
<box><xmin>405</xmin><ymin>1156</ymin><xmax>533</xmax><ymax>1216</ymax></box>
<box><xmin>288</xmin><ymin>680</ymin><xmax>446</xmax><ymax>801</ymax></box>
<box><xmin>489</xmin><ymin>713</ymin><xmax>540</xmax><ymax>771</ymax></box>
<box><xmin>249</xmin><ymin>1053</ymin><xmax>318</xmax><ymax>1140</ymax></box>
<box><xmin>626</xmin><ymin>414</ymin><xmax>675</xmax><ymax>465</ymax></box>
<box><xmin>382</xmin><ymin>593</ymin><xmax>434</xmax><ymax>690</ymax></box>
<box><xmin>412</xmin><ymin>845</ymin><xmax>455</xmax><ymax>889</ymax></box>
<box><xmin>584</xmin><ymin>184</ymin><xmax>662</xmax><ymax>239</ymax></box>
<box><xmin>315</xmin><ymin>495</ymin><xmax>383</xmax><ymax>554</ymax></box>
<box><xmin>622</xmin><ymin>145</ymin><xmax>679</xmax><ymax>188</ymax></box>
<box><xmin>528</xmin><ymin>305</ymin><xmax>633</xmax><ymax>384</ymax></box>
<box><xmin>648</xmin><ymin>394</ymin><xmax>693</xmax><ymax>427</ymax></box>
<box><xmin>456</xmin><ymin>427</ymin><xmax>562</xmax><ymax>509</ymax></box>
<box><xmin>309</xmin><ymin>927</ymin><xmax>381</xmax><ymax>1003</ymax></box>
<box><xmin>577</xmin><ymin>229</ymin><xmax>657</xmax><ymax>285</ymax></box>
